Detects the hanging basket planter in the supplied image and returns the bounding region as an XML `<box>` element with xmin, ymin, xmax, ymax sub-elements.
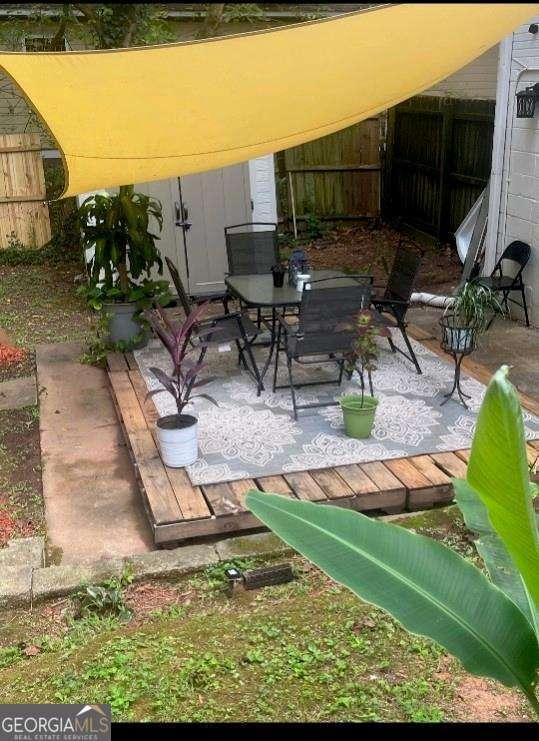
<box><xmin>440</xmin><ymin>314</ymin><xmax>477</xmax><ymax>354</ymax></box>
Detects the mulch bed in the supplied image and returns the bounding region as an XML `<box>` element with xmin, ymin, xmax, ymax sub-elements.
<box><xmin>0</xmin><ymin>344</ymin><xmax>33</xmax><ymax>384</ymax></box>
<box><xmin>296</xmin><ymin>221</ymin><xmax>462</xmax><ymax>291</ymax></box>
<box><xmin>0</xmin><ymin>408</ymin><xmax>43</xmax><ymax>547</ymax></box>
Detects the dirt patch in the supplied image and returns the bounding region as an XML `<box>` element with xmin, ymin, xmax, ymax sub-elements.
<box><xmin>124</xmin><ymin>581</ymin><xmax>193</xmax><ymax>623</ymax></box>
<box><xmin>0</xmin><ymin>351</ymin><xmax>35</xmax><ymax>384</ymax></box>
<box><xmin>292</xmin><ymin>221</ymin><xmax>461</xmax><ymax>291</ymax></box>
<box><xmin>0</xmin><ymin>407</ymin><xmax>43</xmax><ymax>546</ymax></box>
<box><xmin>451</xmin><ymin>676</ymin><xmax>530</xmax><ymax>723</ymax></box>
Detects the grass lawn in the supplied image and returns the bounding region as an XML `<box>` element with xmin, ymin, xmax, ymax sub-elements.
<box><xmin>0</xmin><ymin>259</ymin><xmax>95</xmax><ymax>381</ymax></box>
<box><xmin>0</xmin><ymin>508</ymin><xmax>531</xmax><ymax>723</ymax></box>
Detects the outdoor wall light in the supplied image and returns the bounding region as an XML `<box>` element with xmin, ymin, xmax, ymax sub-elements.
<box><xmin>516</xmin><ymin>83</ymin><xmax>539</xmax><ymax>118</ymax></box>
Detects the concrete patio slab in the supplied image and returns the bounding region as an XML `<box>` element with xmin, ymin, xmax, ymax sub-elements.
<box><xmin>36</xmin><ymin>342</ymin><xmax>153</xmax><ymax>565</ymax></box>
<box><xmin>409</xmin><ymin>308</ymin><xmax>538</xmax><ymax>399</ymax></box>
<box><xmin>0</xmin><ymin>375</ymin><xmax>37</xmax><ymax>411</ymax></box>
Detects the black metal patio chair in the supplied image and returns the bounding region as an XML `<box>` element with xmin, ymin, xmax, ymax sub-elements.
<box><xmin>371</xmin><ymin>242</ymin><xmax>424</xmax><ymax>375</ymax></box>
<box><xmin>165</xmin><ymin>256</ymin><xmax>229</xmax><ymax>315</ymax></box>
<box><xmin>273</xmin><ymin>276</ymin><xmax>373</xmax><ymax>419</ymax></box>
<box><xmin>160</xmin><ymin>259</ymin><xmax>264</xmax><ymax>395</ymax></box>
<box><xmin>225</xmin><ymin>222</ymin><xmax>280</xmax><ymax>329</ymax></box>
<box><xmin>476</xmin><ymin>240</ymin><xmax>531</xmax><ymax>327</ymax></box>
<box><xmin>225</xmin><ymin>222</ymin><xmax>279</xmax><ymax>276</ymax></box>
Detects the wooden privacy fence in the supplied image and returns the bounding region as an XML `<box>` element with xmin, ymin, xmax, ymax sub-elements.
<box><xmin>383</xmin><ymin>96</ymin><xmax>495</xmax><ymax>240</ymax></box>
<box><xmin>275</xmin><ymin>118</ymin><xmax>381</xmax><ymax>223</ymax></box>
<box><xmin>0</xmin><ymin>133</ymin><xmax>51</xmax><ymax>249</ymax></box>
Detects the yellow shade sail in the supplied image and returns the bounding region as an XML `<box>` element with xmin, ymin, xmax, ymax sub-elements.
<box><xmin>0</xmin><ymin>3</ymin><xmax>536</xmax><ymax>198</ymax></box>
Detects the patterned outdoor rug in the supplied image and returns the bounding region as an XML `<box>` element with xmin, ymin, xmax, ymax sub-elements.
<box><xmin>134</xmin><ymin>334</ymin><xmax>539</xmax><ymax>486</ymax></box>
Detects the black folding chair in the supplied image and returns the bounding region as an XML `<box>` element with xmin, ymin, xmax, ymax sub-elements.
<box><xmin>165</xmin><ymin>256</ymin><xmax>229</xmax><ymax>315</ymax></box>
<box><xmin>273</xmin><ymin>276</ymin><xmax>373</xmax><ymax>420</ymax></box>
<box><xmin>372</xmin><ymin>243</ymin><xmax>423</xmax><ymax>375</ymax></box>
<box><xmin>476</xmin><ymin>240</ymin><xmax>531</xmax><ymax>327</ymax></box>
<box><xmin>160</xmin><ymin>259</ymin><xmax>263</xmax><ymax>395</ymax></box>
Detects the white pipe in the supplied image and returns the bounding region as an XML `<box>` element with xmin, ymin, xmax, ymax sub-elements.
<box><xmin>288</xmin><ymin>171</ymin><xmax>297</xmax><ymax>239</ymax></box>
<box><xmin>484</xmin><ymin>34</ymin><xmax>513</xmax><ymax>275</ymax></box>
<box><xmin>410</xmin><ymin>292</ymin><xmax>455</xmax><ymax>309</ymax></box>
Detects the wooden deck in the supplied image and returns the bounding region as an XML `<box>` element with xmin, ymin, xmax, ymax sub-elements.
<box><xmin>107</xmin><ymin>329</ymin><xmax>539</xmax><ymax>547</ymax></box>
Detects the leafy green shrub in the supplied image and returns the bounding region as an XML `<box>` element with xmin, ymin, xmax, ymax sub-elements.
<box><xmin>73</xmin><ymin>567</ymin><xmax>134</xmax><ymax>621</ymax></box>
<box><xmin>303</xmin><ymin>213</ymin><xmax>326</xmax><ymax>240</ymax></box>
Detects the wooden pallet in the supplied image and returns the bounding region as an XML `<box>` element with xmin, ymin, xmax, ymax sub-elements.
<box><xmin>106</xmin><ymin>348</ymin><xmax>538</xmax><ymax>546</ymax></box>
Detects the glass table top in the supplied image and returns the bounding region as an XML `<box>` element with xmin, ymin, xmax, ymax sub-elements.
<box><xmin>225</xmin><ymin>270</ymin><xmax>371</xmax><ymax>307</ymax></box>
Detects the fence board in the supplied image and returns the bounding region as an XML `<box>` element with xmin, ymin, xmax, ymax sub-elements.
<box><xmin>276</xmin><ymin>119</ymin><xmax>380</xmax><ymax>222</ymax></box>
<box><xmin>0</xmin><ymin>133</ymin><xmax>51</xmax><ymax>249</ymax></box>
<box><xmin>383</xmin><ymin>97</ymin><xmax>495</xmax><ymax>240</ymax></box>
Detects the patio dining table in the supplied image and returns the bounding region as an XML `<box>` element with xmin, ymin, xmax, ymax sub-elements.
<box><xmin>225</xmin><ymin>269</ymin><xmax>373</xmax><ymax>381</ymax></box>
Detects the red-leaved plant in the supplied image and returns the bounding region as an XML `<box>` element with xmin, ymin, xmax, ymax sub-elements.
<box><xmin>143</xmin><ymin>303</ymin><xmax>218</xmax><ymax>421</ymax></box>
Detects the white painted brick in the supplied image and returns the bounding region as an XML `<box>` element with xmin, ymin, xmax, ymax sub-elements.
<box><xmin>510</xmin><ymin>150</ymin><xmax>536</xmax><ymax>176</ymax></box>
<box><xmin>505</xmin><ymin>215</ymin><xmax>533</xmax><ymax>243</ymax></box>
<box><xmin>507</xmin><ymin>194</ymin><xmax>533</xmax><ymax>221</ymax></box>
<box><xmin>508</xmin><ymin>173</ymin><xmax>538</xmax><ymax>200</ymax></box>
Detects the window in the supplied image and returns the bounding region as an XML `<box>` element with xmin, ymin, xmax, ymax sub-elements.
<box><xmin>24</xmin><ymin>36</ymin><xmax>66</xmax><ymax>52</ymax></box>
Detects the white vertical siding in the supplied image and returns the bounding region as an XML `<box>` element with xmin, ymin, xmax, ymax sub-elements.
<box><xmin>248</xmin><ymin>154</ymin><xmax>278</xmax><ymax>227</ymax></box>
<box><xmin>422</xmin><ymin>45</ymin><xmax>499</xmax><ymax>100</ymax></box>
<box><xmin>495</xmin><ymin>18</ymin><xmax>539</xmax><ymax>325</ymax></box>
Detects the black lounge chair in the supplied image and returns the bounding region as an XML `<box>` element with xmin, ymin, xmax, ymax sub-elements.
<box><xmin>372</xmin><ymin>242</ymin><xmax>423</xmax><ymax>375</ymax></box>
<box><xmin>476</xmin><ymin>240</ymin><xmax>531</xmax><ymax>327</ymax></box>
<box><xmin>273</xmin><ymin>276</ymin><xmax>373</xmax><ymax>420</ymax></box>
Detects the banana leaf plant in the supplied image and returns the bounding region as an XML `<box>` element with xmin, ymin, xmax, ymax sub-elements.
<box><xmin>78</xmin><ymin>184</ymin><xmax>164</xmax><ymax>299</ymax></box>
<box><xmin>246</xmin><ymin>366</ymin><xmax>539</xmax><ymax>715</ymax></box>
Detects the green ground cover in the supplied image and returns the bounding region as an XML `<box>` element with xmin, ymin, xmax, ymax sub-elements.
<box><xmin>0</xmin><ymin>509</ymin><xmax>530</xmax><ymax>722</ymax></box>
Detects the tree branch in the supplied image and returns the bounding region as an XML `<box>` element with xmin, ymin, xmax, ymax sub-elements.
<box><xmin>195</xmin><ymin>3</ymin><xmax>225</xmax><ymax>40</ymax></box>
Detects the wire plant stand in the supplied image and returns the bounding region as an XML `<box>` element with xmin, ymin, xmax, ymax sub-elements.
<box><xmin>439</xmin><ymin>314</ymin><xmax>478</xmax><ymax>409</ymax></box>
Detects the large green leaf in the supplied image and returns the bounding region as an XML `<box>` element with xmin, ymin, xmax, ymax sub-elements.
<box><xmin>466</xmin><ymin>366</ymin><xmax>539</xmax><ymax>610</ymax></box>
<box><xmin>246</xmin><ymin>491</ymin><xmax>539</xmax><ymax>698</ymax></box>
<box><xmin>454</xmin><ymin>478</ymin><xmax>539</xmax><ymax>635</ymax></box>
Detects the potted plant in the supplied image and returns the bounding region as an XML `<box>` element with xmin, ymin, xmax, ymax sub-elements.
<box><xmin>143</xmin><ymin>303</ymin><xmax>218</xmax><ymax>468</ymax></box>
<box><xmin>78</xmin><ymin>185</ymin><xmax>171</xmax><ymax>347</ymax></box>
<box><xmin>442</xmin><ymin>281</ymin><xmax>503</xmax><ymax>353</ymax></box>
<box><xmin>271</xmin><ymin>261</ymin><xmax>286</xmax><ymax>287</ymax></box>
<box><xmin>339</xmin><ymin>309</ymin><xmax>390</xmax><ymax>439</ymax></box>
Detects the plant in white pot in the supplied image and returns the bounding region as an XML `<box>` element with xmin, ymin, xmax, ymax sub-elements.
<box><xmin>442</xmin><ymin>281</ymin><xmax>504</xmax><ymax>353</ymax></box>
<box><xmin>144</xmin><ymin>303</ymin><xmax>218</xmax><ymax>468</ymax></box>
<box><xmin>339</xmin><ymin>309</ymin><xmax>390</xmax><ymax>439</ymax></box>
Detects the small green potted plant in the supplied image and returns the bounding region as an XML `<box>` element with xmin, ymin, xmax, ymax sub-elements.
<box><xmin>78</xmin><ymin>185</ymin><xmax>171</xmax><ymax>347</ymax></box>
<box><xmin>339</xmin><ymin>309</ymin><xmax>390</xmax><ymax>439</ymax></box>
<box><xmin>442</xmin><ymin>281</ymin><xmax>503</xmax><ymax>353</ymax></box>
